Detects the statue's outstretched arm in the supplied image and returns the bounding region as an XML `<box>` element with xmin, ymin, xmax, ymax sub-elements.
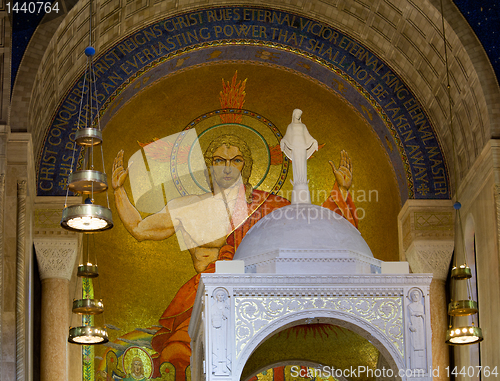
<box><xmin>280</xmin><ymin>137</ymin><xmax>293</xmax><ymax>161</ymax></box>
<box><xmin>112</xmin><ymin>150</ymin><xmax>175</xmax><ymax>241</ymax></box>
<box><xmin>307</xmin><ymin>139</ymin><xmax>319</xmax><ymax>156</ymax></box>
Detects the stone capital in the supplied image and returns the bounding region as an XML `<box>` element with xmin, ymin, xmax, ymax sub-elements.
<box><xmin>34</xmin><ymin>238</ymin><xmax>78</xmax><ymax>281</ymax></box>
<box><xmin>398</xmin><ymin>199</ymin><xmax>454</xmax><ymax>280</ymax></box>
<box><xmin>404</xmin><ymin>241</ymin><xmax>455</xmax><ymax>281</ymax></box>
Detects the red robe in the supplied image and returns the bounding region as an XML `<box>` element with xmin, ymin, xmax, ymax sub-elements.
<box><xmin>150</xmin><ymin>184</ymin><xmax>357</xmax><ymax>380</ymax></box>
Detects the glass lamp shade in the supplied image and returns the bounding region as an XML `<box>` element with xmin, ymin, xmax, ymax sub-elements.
<box><xmin>448</xmin><ymin>300</ymin><xmax>478</xmax><ymax>316</ymax></box>
<box><xmin>75</xmin><ymin>128</ymin><xmax>102</xmax><ymax>146</ymax></box>
<box><xmin>446</xmin><ymin>326</ymin><xmax>483</xmax><ymax>345</ymax></box>
<box><xmin>68</xmin><ymin>326</ymin><xmax>109</xmax><ymax>345</ymax></box>
<box><xmin>61</xmin><ymin>204</ymin><xmax>113</xmax><ymax>232</ymax></box>
<box><xmin>72</xmin><ymin>299</ymin><xmax>104</xmax><ymax>314</ymax></box>
<box><xmin>68</xmin><ymin>170</ymin><xmax>108</xmax><ymax>194</ymax></box>
<box><xmin>451</xmin><ymin>265</ymin><xmax>472</xmax><ymax>279</ymax></box>
<box><xmin>77</xmin><ymin>264</ymin><xmax>99</xmax><ymax>277</ymax></box>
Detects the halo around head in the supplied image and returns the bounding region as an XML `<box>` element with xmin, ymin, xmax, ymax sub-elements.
<box><xmin>123</xmin><ymin>346</ymin><xmax>153</xmax><ymax>379</ymax></box>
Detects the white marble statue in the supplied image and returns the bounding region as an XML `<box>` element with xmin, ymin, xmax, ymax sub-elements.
<box><xmin>280</xmin><ymin>109</ymin><xmax>318</xmax><ymax>203</ymax></box>
<box><xmin>408</xmin><ymin>288</ymin><xmax>426</xmax><ymax>370</ymax></box>
<box><xmin>211</xmin><ymin>288</ymin><xmax>231</xmax><ymax>375</ymax></box>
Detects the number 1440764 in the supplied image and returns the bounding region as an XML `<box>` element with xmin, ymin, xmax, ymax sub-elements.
<box><xmin>6</xmin><ymin>2</ymin><xmax>59</xmax><ymax>14</ymax></box>
<box><xmin>446</xmin><ymin>366</ymin><xmax>498</xmax><ymax>378</ymax></box>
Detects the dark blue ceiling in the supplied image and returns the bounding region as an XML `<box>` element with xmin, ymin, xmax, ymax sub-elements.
<box><xmin>11</xmin><ymin>10</ymin><xmax>44</xmax><ymax>88</ymax></box>
<box><xmin>454</xmin><ymin>0</ymin><xmax>500</xmax><ymax>80</ymax></box>
<box><xmin>9</xmin><ymin>1</ymin><xmax>500</xmax><ymax>91</ymax></box>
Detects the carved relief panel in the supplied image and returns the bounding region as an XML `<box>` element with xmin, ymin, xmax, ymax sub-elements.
<box><xmin>206</xmin><ymin>287</ymin><xmax>233</xmax><ymax>379</ymax></box>
<box><xmin>193</xmin><ymin>276</ymin><xmax>433</xmax><ymax>381</ymax></box>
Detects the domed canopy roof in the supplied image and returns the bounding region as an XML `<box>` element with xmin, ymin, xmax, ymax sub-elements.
<box><xmin>234</xmin><ymin>204</ymin><xmax>376</xmax><ymax>274</ymax></box>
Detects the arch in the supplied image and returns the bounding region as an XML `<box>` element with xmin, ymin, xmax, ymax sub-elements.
<box><xmin>15</xmin><ymin>0</ymin><xmax>499</xmax><ymax>192</ymax></box>
<box><xmin>235</xmin><ymin>310</ymin><xmax>404</xmax><ymax>381</ymax></box>
<box><xmin>34</xmin><ymin>4</ymin><xmax>457</xmax><ymax>202</ymax></box>
<box><xmin>9</xmin><ymin>1</ymin><xmax>79</xmax><ymax>132</ymax></box>
<box><xmin>6</xmin><ymin>0</ymin><xmax>500</xmax><ymax>196</ymax></box>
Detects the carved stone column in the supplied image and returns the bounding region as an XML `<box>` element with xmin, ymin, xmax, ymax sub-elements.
<box><xmin>34</xmin><ymin>196</ymin><xmax>81</xmax><ymax>381</ymax></box>
<box><xmin>3</xmin><ymin>132</ymin><xmax>36</xmax><ymax>381</ymax></box>
<box><xmin>34</xmin><ymin>238</ymin><xmax>78</xmax><ymax>381</ymax></box>
<box><xmin>16</xmin><ymin>180</ymin><xmax>27</xmax><ymax>381</ymax></box>
<box><xmin>398</xmin><ymin>199</ymin><xmax>454</xmax><ymax>381</ymax></box>
<box><xmin>0</xmin><ymin>173</ymin><xmax>4</xmax><ymax>375</ymax></box>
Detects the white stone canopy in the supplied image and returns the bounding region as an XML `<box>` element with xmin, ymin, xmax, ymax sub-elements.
<box><xmin>234</xmin><ymin>203</ymin><xmax>380</xmax><ymax>274</ymax></box>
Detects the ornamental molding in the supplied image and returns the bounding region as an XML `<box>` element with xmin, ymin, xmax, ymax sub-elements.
<box><xmin>234</xmin><ymin>295</ymin><xmax>403</xmax><ymax>358</ymax></box>
<box><xmin>243</xmin><ymin>249</ymin><xmax>382</xmax><ymax>274</ymax></box>
<box><xmin>34</xmin><ymin>229</ymin><xmax>79</xmax><ymax>238</ymax></box>
<box><xmin>34</xmin><ymin>238</ymin><xmax>78</xmax><ymax>280</ymax></box>
<box><xmin>413</xmin><ymin>212</ymin><xmax>453</xmax><ymax>231</ymax></box>
<box><xmin>411</xmin><ymin>230</ymin><xmax>454</xmax><ymax>241</ymax></box>
<box><xmin>233</xmin><ymin>288</ymin><xmax>404</xmax><ymax>297</ymax></box>
<box><xmin>275</xmin><ymin>249</ymin><xmax>382</xmax><ymax>265</ymax></box>
<box><xmin>200</xmin><ymin>273</ymin><xmax>433</xmax><ymax>286</ymax></box>
<box><xmin>34</xmin><ymin>208</ymin><xmax>65</xmax><ymax>230</ymax></box>
<box><xmin>34</xmin><ymin>209</ymin><xmax>79</xmax><ymax>237</ymax></box>
<box><xmin>34</xmin><ymin>196</ymin><xmax>81</xmax><ymax>236</ymax></box>
<box><xmin>241</xmin><ymin>248</ymin><xmax>358</xmax><ymax>264</ymax></box>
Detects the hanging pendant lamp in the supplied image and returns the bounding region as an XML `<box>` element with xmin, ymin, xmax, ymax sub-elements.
<box><xmin>68</xmin><ymin>326</ymin><xmax>109</xmax><ymax>345</ymax></box>
<box><xmin>439</xmin><ymin>0</ymin><xmax>483</xmax><ymax>346</ymax></box>
<box><xmin>69</xmin><ymin>234</ymin><xmax>109</xmax><ymax>345</ymax></box>
<box><xmin>444</xmin><ymin>201</ymin><xmax>483</xmax><ymax>345</ymax></box>
<box><xmin>63</xmin><ymin>0</ymin><xmax>112</xmax><ymax>344</ymax></box>
<box><xmin>60</xmin><ymin>27</ymin><xmax>113</xmax><ymax>233</ymax></box>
